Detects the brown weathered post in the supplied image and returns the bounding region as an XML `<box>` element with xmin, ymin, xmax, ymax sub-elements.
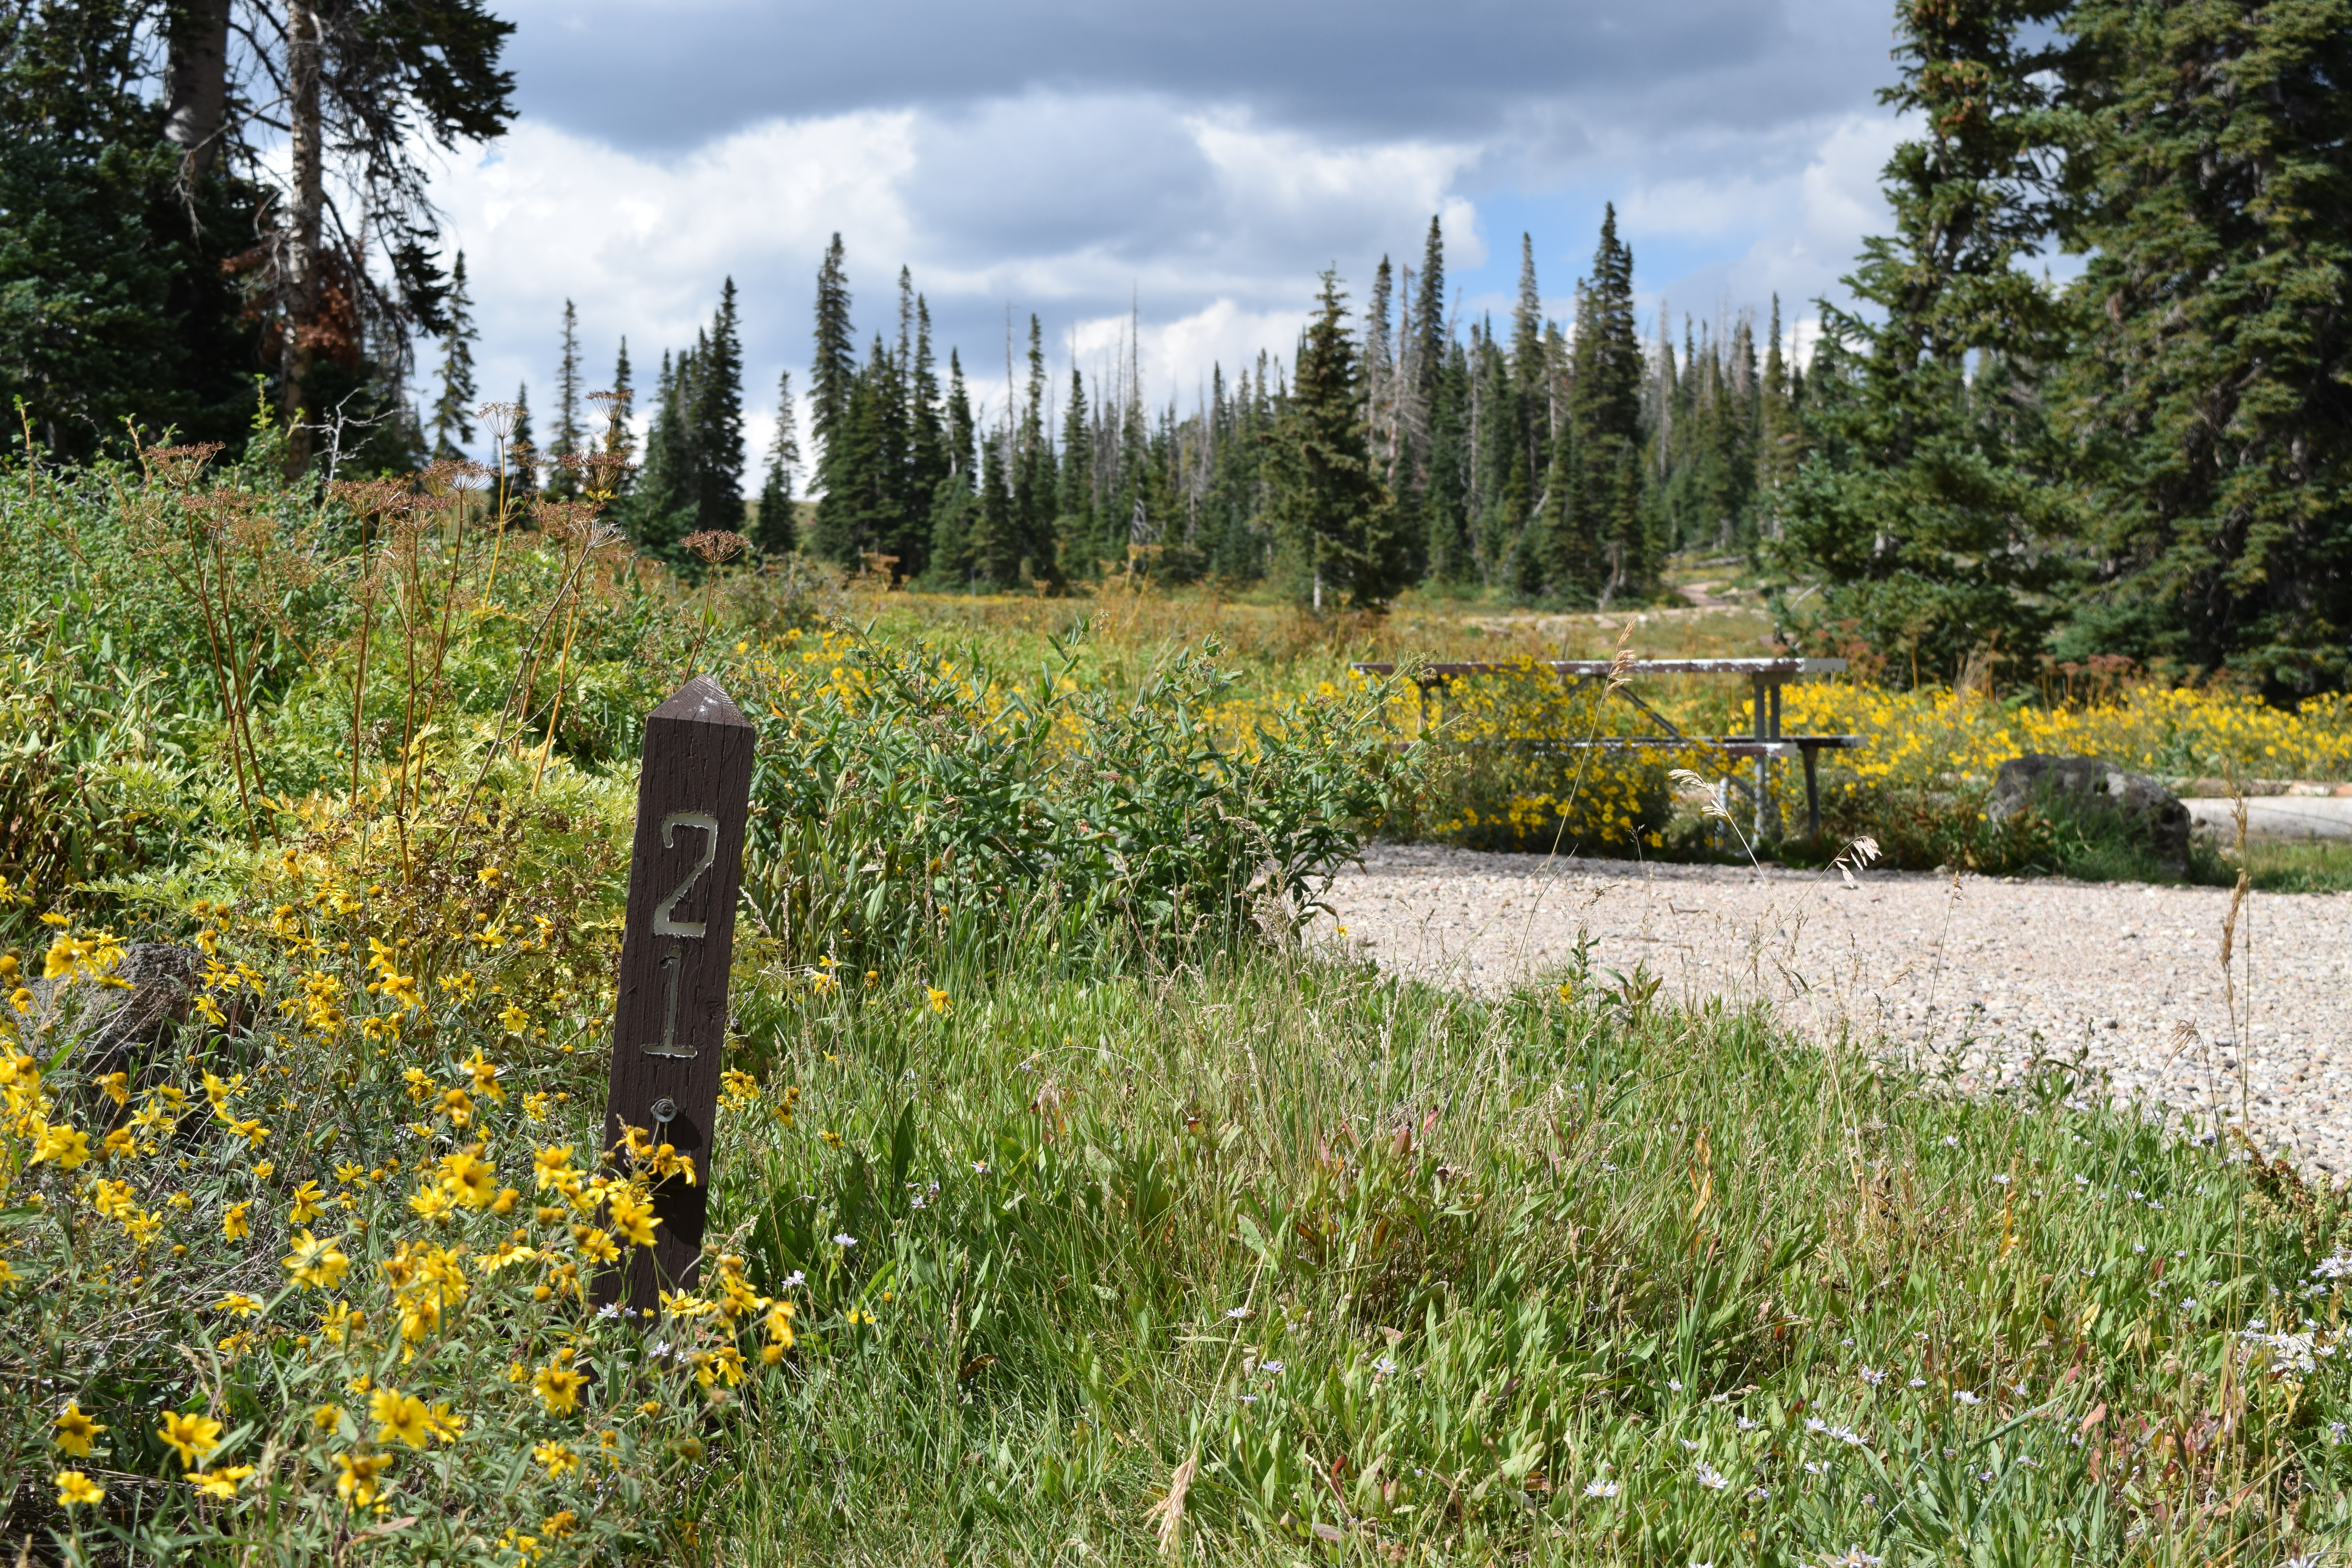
<box><xmin>595</xmin><ymin>674</ymin><xmax>755</xmax><ymax>1313</ymax></box>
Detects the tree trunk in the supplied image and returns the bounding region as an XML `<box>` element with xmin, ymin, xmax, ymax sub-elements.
<box><xmin>281</xmin><ymin>0</ymin><xmax>326</xmax><ymax>473</ymax></box>
<box><xmin>162</xmin><ymin>0</ymin><xmax>230</xmax><ymax>176</ymax></box>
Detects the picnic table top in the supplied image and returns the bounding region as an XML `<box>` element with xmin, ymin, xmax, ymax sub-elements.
<box><xmin>1349</xmin><ymin>658</ymin><xmax>1847</xmax><ymax>678</ymax></box>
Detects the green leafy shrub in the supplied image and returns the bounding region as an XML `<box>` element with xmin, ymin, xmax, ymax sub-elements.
<box><xmin>736</xmin><ymin>624</ymin><xmax>1417</xmax><ymax>971</ymax></box>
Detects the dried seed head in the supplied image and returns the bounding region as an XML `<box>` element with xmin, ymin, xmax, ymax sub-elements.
<box><xmin>684</xmin><ymin>529</ymin><xmax>750</xmax><ymax>565</ymax></box>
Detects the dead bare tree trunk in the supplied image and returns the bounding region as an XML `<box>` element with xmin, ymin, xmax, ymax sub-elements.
<box><xmin>162</xmin><ymin>0</ymin><xmax>231</xmax><ymax>179</ymax></box>
<box><xmin>281</xmin><ymin>0</ymin><xmax>326</xmax><ymax>474</ymax></box>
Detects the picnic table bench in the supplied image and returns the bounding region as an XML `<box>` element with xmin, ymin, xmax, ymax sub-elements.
<box><xmin>1347</xmin><ymin>657</ymin><xmax>1866</xmax><ymax>841</ymax></box>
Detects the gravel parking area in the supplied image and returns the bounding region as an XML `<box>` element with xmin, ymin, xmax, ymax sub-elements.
<box><xmin>1314</xmin><ymin>844</ymin><xmax>2352</xmax><ymax>1179</ymax></box>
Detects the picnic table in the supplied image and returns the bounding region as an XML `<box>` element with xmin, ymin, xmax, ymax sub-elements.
<box><xmin>1347</xmin><ymin>657</ymin><xmax>1865</xmax><ymax>841</ymax></box>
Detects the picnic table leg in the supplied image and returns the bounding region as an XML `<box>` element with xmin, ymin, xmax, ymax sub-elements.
<box><xmin>1752</xmin><ymin>677</ymin><xmax>1769</xmax><ymax>844</ymax></box>
<box><xmin>1803</xmin><ymin>743</ymin><xmax>1821</xmax><ymax>842</ymax></box>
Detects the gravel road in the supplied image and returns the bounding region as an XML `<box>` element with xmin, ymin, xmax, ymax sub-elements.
<box><xmin>1313</xmin><ymin>844</ymin><xmax>2352</xmax><ymax>1179</ymax></box>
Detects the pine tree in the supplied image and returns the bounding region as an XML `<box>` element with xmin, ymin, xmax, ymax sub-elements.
<box><xmin>1014</xmin><ymin>315</ymin><xmax>1059</xmax><ymax>583</ymax></box>
<box><xmin>2054</xmin><ymin>0</ymin><xmax>2352</xmax><ymax>694</ymax></box>
<box><xmin>691</xmin><ymin>278</ymin><xmax>746</xmax><ymax>534</ymax></box>
<box><xmin>1057</xmin><ymin>364</ymin><xmax>1094</xmax><ymax>558</ymax></box>
<box><xmin>754</xmin><ymin>370</ymin><xmax>800</xmax><ymax>555</ymax></box>
<box><xmin>510</xmin><ymin>382</ymin><xmax>538</xmax><ymax>494</ymax></box>
<box><xmin>1777</xmin><ymin>0</ymin><xmax>2073</xmax><ymax>684</ymax></box>
<box><xmin>429</xmin><ymin>251</ymin><xmax>477</xmax><ymax>460</ymax></box>
<box><xmin>1362</xmin><ymin>256</ymin><xmax>1397</xmax><ymax>487</ymax></box>
<box><xmin>925</xmin><ymin>349</ymin><xmax>981</xmax><ymax>584</ymax></box>
<box><xmin>811</xmin><ymin>234</ymin><xmax>856</xmax><ymax>472</ymax></box>
<box><xmin>1264</xmin><ymin>271</ymin><xmax>1403</xmax><ymax>610</ymax></box>
<box><xmin>600</xmin><ymin>339</ymin><xmax>637</xmax><ymax>493</ymax></box>
<box><xmin>547</xmin><ymin>298</ymin><xmax>584</xmax><ymax>499</ymax></box>
<box><xmin>1557</xmin><ymin>206</ymin><xmax>1648</xmax><ymax>602</ymax></box>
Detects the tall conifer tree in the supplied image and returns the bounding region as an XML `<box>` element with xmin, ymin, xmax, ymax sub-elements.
<box><xmin>601</xmin><ymin>339</ymin><xmax>637</xmax><ymax>493</ymax></box>
<box><xmin>691</xmin><ymin>278</ymin><xmax>746</xmax><ymax>534</ymax></box>
<box><xmin>1264</xmin><ymin>271</ymin><xmax>1402</xmax><ymax>609</ymax></box>
<box><xmin>430</xmin><ymin>251</ymin><xmax>477</xmax><ymax>460</ymax></box>
<box><xmin>755</xmin><ymin>370</ymin><xmax>800</xmax><ymax>556</ymax></box>
<box><xmin>1778</xmin><ymin>0</ymin><xmax>2072</xmax><ymax>684</ymax></box>
<box><xmin>547</xmin><ymin>298</ymin><xmax>584</xmax><ymax>499</ymax></box>
<box><xmin>2055</xmin><ymin>0</ymin><xmax>2352</xmax><ymax>693</ymax></box>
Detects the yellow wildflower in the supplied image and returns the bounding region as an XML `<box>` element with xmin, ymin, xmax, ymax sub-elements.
<box><xmin>334</xmin><ymin>1451</ymin><xmax>390</xmax><ymax>1505</ymax></box>
<box><xmin>605</xmin><ymin>1190</ymin><xmax>659</xmax><ymax>1247</ymax></box>
<box><xmin>56</xmin><ymin>1470</ymin><xmax>104</xmax><ymax>1506</ymax></box>
<box><xmin>187</xmin><ymin>1465</ymin><xmax>254</xmax><ymax>1499</ymax></box>
<box><xmin>156</xmin><ymin>1409</ymin><xmax>224</xmax><ymax>1469</ymax></box>
<box><xmin>54</xmin><ymin>1401</ymin><xmax>105</xmax><ymax>1457</ymax></box>
<box><xmin>283</xmin><ymin>1229</ymin><xmax>350</xmax><ymax>1289</ymax></box>
<box><xmin>221</xmin><ymin>1201</ymin><xmax>251</xmax><ymax>1241</ymax></box>
<box><xmin>371</xmin><ymin>1387</ymin><xmax>432</xmax><ymax>1448</ymax></box>
<box><xmin>532</xmin><ymin>1359</ymin><xmax>590</xmax><ymax>1415</ymax></box>
<box><xmin>437</xmin><ymin>1149</ymin><xmax>499</xmax><ymax>1209</ymax></box>
<box><xmin>29</xmin><ymin>1123</ymin><xmax>91</xmax><ymax>1171</ymax></box>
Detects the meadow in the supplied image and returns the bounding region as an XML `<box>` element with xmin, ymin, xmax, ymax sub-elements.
<box><xmin>2</xmin><ymin>449</ymin><xmax>2349</xmax><ymax>1564</ymax></box>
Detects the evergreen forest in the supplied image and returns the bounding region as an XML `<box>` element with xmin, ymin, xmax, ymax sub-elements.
<box><xmin>5</xmin><ymin>0</ymin><xmax>2349</xmax><ymax>695</ymax></box>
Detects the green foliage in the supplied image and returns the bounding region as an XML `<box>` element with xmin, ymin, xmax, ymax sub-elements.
<box><xmin>707</xmin><ymin>955</ymin><xmax>2352</xmax><ymax>1564</ymax></box>
<box><xmin>0</xmin><ymin>2</ymin><xmax>260</xmax><ymax>460</ymax></box>
<box><xmin>2056</xmin><ymin>0</ymin><xmax>2352</xmax><ymax>699</ymax></box>
<box><xmin>1774</xmin><ymin>0</ymin><xmax>2076</xmax><ymax>688</ymax></box>
<box><xmin>737</xmin><ymin>626</ymin><xmax>1416</xmax><ymax>972</ymax></box>
<box><xmin>1264</xmin><ymin>272</ymin><xmax>1405</xmax><ymax>611</ymax></box>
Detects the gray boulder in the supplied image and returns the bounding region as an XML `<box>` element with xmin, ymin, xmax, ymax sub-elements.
<box><xmin>1990</xmin><ymin>754</ymin><xmax>2191</xmax><ymax>872</ymax></box>
<box><xmin>28</xmin><ymin>941</ymin><xmax>206</xmax><ymax>1082</ymax></box>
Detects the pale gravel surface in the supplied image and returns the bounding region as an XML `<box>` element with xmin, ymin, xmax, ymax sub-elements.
<box><xmin>1312</xmin><ymin>844</ymin><xmax>2352</xmax><ymax>1179</ymax></box>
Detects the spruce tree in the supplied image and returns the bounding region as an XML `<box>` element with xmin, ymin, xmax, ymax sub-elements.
<box><xmin>975</xmin><ymin>422</ymin><xmax>1018</xmax><ymax>585</ymax></box>
<box><xmin>1405</xmin><ymin>216</ymin><xmax>1449</xmax><ymax>554</ymax></box>
<box><xmin>926</xmin><ymin>350</ymin><xmax>981</xmax><ymax>584</ymax></box>
<box><xmin>1757</xmin><ymin>296</ymin><xmax>1799</xmax><ymax>529</ymax></box>
<box><xmin>1264</xmin><ymin>271</ymin><xmax>1403</xmax><ymax>610</ymax></box>
<box><xmin>429</xmin><ymin>251</ymin><xmax>477</xmax><ymax>460</ymax></box>
<box><xmin>547</xmin><ymin>298</ymin><xmax>584</xmax><ymax>499</ymax></box>
<box><xmin>755</xmin><ymin>370</ymin><xmax>800</xmax><ymax>556</ymax></box>
<box><xmin>510</xmin><ymin>383</ymin><xmax>538</xmax><ymax>494</ymax></box>
<box><xmin>1057</xmin><ymin>365</ymin><xmax>1094</xmax><ymax>558</ymax></box>
<box><xmin>907</xmin><ymin>297</ymin><xmax>947</xmax><ymax>515</ymax></box>
<box><xmin>601</xmin><ymin>339</ymin><xmax>637</xmax><ymax>494</ymax></box>
<box><xmin>1363</xmin><ymin>256</ymin><xmax>1397</xmax><ymax>488</ymax></box>
<box><xmin>811</xmin><ymin>234</ymin><xmax>856</xmax><ymax>472</ymax></box>
<box><xmin>1014</xmin><ymin>315</ymin><xmax>1060</xmax><ymax>583</ymax></box>
<box><xmin>1777</xmin><ymin>0</ymin><xmax>2073</xmax><ymax>684</ymax></box>
<box><xmin>1559</xmin><ymin>206</ymin><xmax>1649</xmax><ymax>603</ymax></box>
<box><xmin>2055</xmin><ymin>0</ymin><xmax>2352</xmax><ymax>693</ymax></box>
<box><xmin>691</xmin><ymin>278</ymin><xmax>747</xmax><ymax>534</ymax></box>
<box><xmin>1424</xmin><ymin>341</ymin><xmax>1473</xmax><ymax>582</ymax></box>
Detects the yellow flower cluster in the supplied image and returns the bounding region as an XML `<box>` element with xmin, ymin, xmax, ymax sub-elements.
<box><xmin>1</xmin><ymin>914</ymin><xmax>810</xmax><ymax>1559</ymax></box>
<box><xmin>1781</xmin><ymin>682</ymin><xmax>2352</xmax><ymax>794</ymax></box>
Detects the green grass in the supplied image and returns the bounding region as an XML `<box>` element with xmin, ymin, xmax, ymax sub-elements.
<box><xmin>2240</xmin><ymin>838</ymin><xmax>2352</xmax><ymax>895</ymax></box>
<box><xmin>695</xmin><ymin>950</ymin><xmax>2352</xmax><ymax>1565</ymax></box>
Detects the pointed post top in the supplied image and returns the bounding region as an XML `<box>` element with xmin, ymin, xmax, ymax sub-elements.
<box><xmin>650</xmin><ymin>673</ymin><xmax>751</xmax><ymax>729</ymax></box>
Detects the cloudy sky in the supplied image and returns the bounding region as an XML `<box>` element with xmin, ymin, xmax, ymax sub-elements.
<box><xmin>428</xmin><ymin>0</ymin><xmax>1910</xmax><ymax>473</ymax></box>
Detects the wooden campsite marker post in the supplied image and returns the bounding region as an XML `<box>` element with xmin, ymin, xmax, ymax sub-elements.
<box><xmin>594</xmin><ymin>674</ymin><xmax>756</xmax><ymax>1314</ymax></box>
